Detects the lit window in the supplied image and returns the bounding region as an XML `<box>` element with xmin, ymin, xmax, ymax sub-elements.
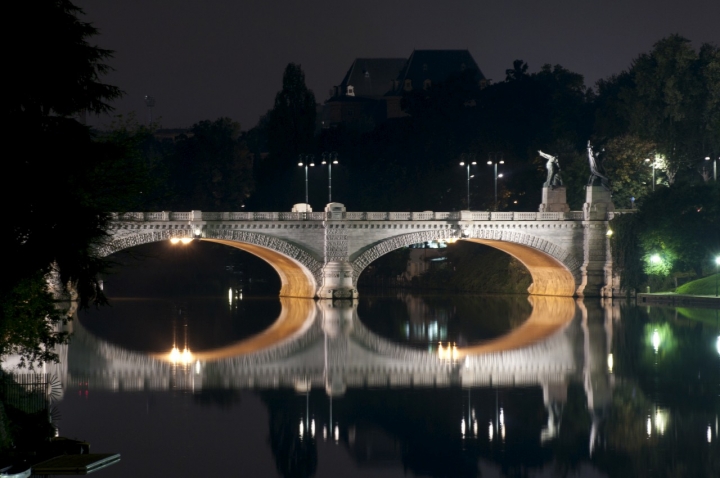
<box><xmin>346</xmin><ymin>85</ymin><xmax>355</xmax><ymax>96</ymax></box>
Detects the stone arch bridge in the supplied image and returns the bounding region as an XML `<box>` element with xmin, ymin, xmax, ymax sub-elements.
<box><xmin>104</xmin><ymin>203</ymin><xmax>619</xmax><ymax>299</ymax></box>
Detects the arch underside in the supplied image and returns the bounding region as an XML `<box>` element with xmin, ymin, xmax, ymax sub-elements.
<box><xmin>352</xmin><ymin>229</ymin><xmax>579</xmax><ymax>297</ymax></box>
<box><xmin>102</xmin><ymin>229</ymin><xmax>322</xmax><ymax>299</ymax></box>
<box><xmin>203</xmin><ymin>239</ymin><xmax>317</xmax><ymax>298</ymax></box>
<box><xmin>464</xmin><ymin>239</ymin><xmax>577</xmax><ymax>296</ymax></box>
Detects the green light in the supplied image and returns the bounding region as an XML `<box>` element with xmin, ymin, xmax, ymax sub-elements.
<box><xmin>652</xmin><ymin>329</ymin><xmax>661</xmax><ymax>352</ymax></box>
<box><xmin>650</xmin><ymin>254</ymin><xmax>661</xmax><ymax>264</ymax></box>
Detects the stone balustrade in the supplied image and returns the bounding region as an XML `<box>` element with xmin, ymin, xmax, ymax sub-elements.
<box><xmin>111</xmin><ymin>210</ymin><xmax>590</xmax><ymax>222</ymax></box>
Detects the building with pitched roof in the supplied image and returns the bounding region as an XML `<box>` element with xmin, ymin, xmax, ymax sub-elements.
<box><xmin>322</xmin><ymin>50</ymin><xmax>486</xmax><ymax>128</ymax></box>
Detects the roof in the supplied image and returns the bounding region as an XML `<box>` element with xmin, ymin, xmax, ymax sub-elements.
<box><xmin>393</xmin><ymin>50</ymin><xmax>485</xmax><ymax>93</ymax></box>
<box><xmin>338</xmin><ymin>58</ymin><xmax>407</xmax><ymax>98</ymax></box>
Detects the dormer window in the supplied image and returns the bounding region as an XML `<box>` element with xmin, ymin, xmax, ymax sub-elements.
<box><xmin>404</xmin><ymin>79</ymin><xmax>412</xmax><ymax>91</ymax></box>
<box><xmin>346</xmin><ymin>85</ymin><xmax>355</xmax><ymax>96</ymax></box>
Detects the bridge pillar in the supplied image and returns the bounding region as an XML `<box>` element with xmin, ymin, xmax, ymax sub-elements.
<box><xmin>317</xmin><ymin>261</ymin><xmax>358</xmax><ymax>299</ymax></box>
<box><xmin>319</xmin><ymin>207</ymin><xmax>358</xmax><ymax>299</ymax></box>
<box><xmin>320</xmin><ymin>300</ymin><xmax>355</xmax><ymax>396</ymax></box>
<box><xmin>580</xmin><ymin>187</ymin><xmax>615</xmax><ymax>297</ymax></box>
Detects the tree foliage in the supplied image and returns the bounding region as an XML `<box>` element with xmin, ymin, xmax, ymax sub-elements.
<box><xmin>598</xmin><ymin>36</ymin><xmax>720</xmax><ymax>182</ymax></box>
<box><xmin>635</xmin><ymin>182</ymin><xmax>720</xmax><ymax>276</ymax></box>
<box><xmin>2</xmin><ymin>1</ymin><xmax>134</xmax><ymax>367</ymax></box>
<box><xmin>169</xmin><ymin>118</ymin><xmax>253</xmax><ymax>210</ymax></box>
<box><xmin>266</xmin><ymin>63</ymin><xmax>317</xmax><ymax>163</ymax></box>
<box><xmin>250</xmin><ymin>63</ymin><xmax>317</xmax><ymax>210</ymax></box>
<box><xmin>8</xmin><ymin>0</ymin><xmax>121</xmax><ymax>117</ymax></box>
<box><xmin>0</xmin><ymin>274</ymin><xmax>68</xmax><ymax>368</ymax></box>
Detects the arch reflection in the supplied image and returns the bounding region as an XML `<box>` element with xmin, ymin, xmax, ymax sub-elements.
<box><xmin>62</xmin><ymin>295</ymin><xmax>580</xmax><ymax>396</ymax></box>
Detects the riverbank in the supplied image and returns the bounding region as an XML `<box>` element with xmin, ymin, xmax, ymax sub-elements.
<box><xmin>636</xmin><ymin>292</ymin><xmax>720</xmax><ymax>308</ymax></box>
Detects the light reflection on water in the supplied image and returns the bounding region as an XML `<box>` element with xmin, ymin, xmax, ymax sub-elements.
<box><xmin>32</xmin><ymin>296</ymin><xmax>720</xmax><ymax>477</ymax></box>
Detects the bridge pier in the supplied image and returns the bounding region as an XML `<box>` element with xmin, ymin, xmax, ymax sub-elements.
<box><xmin>579</xmin><ymin>186</ymin><xmax>615</xmax><ymax>297</ymax></box>
<box><xmin>317</xmin><ymin>261</ymin><xmax>358</xmax><ymax>299</ymax></box>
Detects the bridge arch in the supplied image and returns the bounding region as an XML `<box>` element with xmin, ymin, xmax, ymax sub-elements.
<box><xmin>351</xmin><ymin>228</ymin><xmax>581</xmax><ymax>296</ymax></box>
<box><xmin>99</xmin><ymin>228</ymin><xmax>323</xmax><ymax>298</ymax></box>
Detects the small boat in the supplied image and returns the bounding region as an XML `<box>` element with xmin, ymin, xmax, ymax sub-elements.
<box><xmin>0</xmin><ymin>460</ymin><xmax>32</xmax><ymax>478</ymax></box>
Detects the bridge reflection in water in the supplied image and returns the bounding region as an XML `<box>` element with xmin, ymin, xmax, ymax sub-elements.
<box><xmin>59</xmin><ymin>296</ymin><xmax>611</xmax><ymax>405</ymax></box>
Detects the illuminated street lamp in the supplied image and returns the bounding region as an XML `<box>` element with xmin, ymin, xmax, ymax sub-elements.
<box><xmin>459</xmin><ymin>157</ymin><xmax>477</xmax><ymax>209</ymax></box>
<box><xmin>321</xmin><ymin>152</ymin><xmax>339</xmax><ymax>203</ymax></box>
<box><xmin>487</xmin><ymin>152</ymin><xmax>504</xmax><ymax>211</ymax></box>
<box><xmin>298</xmin><ymin>155</ymin><xmax>315</xmax><ymax>205</ymax></box>
<box><xmin>705</xmin><ymin>156</ymin><xmax>718</xmax><ymax>182</ymax></box>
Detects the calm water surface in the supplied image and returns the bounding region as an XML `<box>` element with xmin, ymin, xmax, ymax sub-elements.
<box><xmin>48</xmin><ymin>243</ymin><xmax>720</xmax><ymax>477</ymax></box>
<box><xmin>56</xmin><ymin>293</ymin><xmax>719</xmax><ymax>478</ymax></box>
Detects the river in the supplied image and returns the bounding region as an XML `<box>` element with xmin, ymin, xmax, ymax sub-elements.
<box><xmin>24</xmin><ymin>243</ymin><xmax>720</xmax><ymax>477</ymax></box>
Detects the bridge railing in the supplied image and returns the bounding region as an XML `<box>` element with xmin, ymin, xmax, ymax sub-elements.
<box><xmin>111</xmin><ymin>210</ymin><xmax>591</xmax><ymax>222</ymax></box>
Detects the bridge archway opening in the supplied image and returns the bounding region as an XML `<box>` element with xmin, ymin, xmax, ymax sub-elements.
<box><xmin>461</xmin><ymin>239</ymin><xmax>576</xmax><ymax>296</ymax></box>
<box><xmin>201</xmin><ymin>239</ymin><xmax>316</xmax><ymax>298</ymax></box>
<box><xmin>353</xmin><ymin>233</ymin><xmax>577</xmax><ymax>297</ymax></box>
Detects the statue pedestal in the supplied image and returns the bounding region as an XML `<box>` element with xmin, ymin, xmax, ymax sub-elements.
<box><xmin>539</xmin><ymin>186</ymin><xmax>570</xmax><ymax>212</ymax></box>
<box><xmin>583</xmin><ymin>186</ymin><xmax>615</xmax><ymax>220</ymax></box>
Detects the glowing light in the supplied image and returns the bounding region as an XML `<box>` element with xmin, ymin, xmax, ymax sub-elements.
<box><xmin>169</xmin><ymin>346</ymin><xmax>194</xmax><ymax>365</ymax></box>
<box><xmin>323</xmin><ymin>426</ymin><xmax>327</xmax><ymax>441</ymax></box>
<box><xmin>606</xmin><ymin>229</ymin><xmax>613</xmax><ymax>237</ymax></box>
<box><xmin>499</xmin><ymin>408</ymin><xmax>505</xmax><ymax>426</ymax></box>
<box><xmin>461</xmin><ymin>418</ymin><xmax>466</xmax><ymax>437</ymax></box>
<box><xmin>180</xmin><ymin>237</ymin><xmax>193</xmax><ymax>245</ymax></box>
<box><xmin>193</xmin><ymin>228</ymin><xmax>202</xmax><ymax>236</ymax></box>
<box><xmin>195</xmin><ymin>360</ymin><xmax>201</xmax><ymax>374</ymax></box>
<box><xmin>647</xmin><ymin>416</ymin><xmax>652</xmax><ymax>437</ymax></box>
<box><xmin>715</xmin><ymin>256</ymin><xmax>720</xmax><ymax>265</ymax></box>
<box><xmin>228</xmin><ymin>288</ymin><xmax>233</xmax><ymax>305</ymax></box>
<box><xmin>473</xmin><ymin>420</ymin><xmax>478</xmax><ymax>437</ymax></box>
<box><xmin>488</xmin><ymin>422</ymin><xmax>494</xmax><ymax>441</ymax></box>
<box><xmin>652</xmin><ymin>329</ymin><xmax>661</xmax><ymax>353</ymax></box>
<box><xmin>607</xmin><ymin>353</ymin><xmax>614</xmax><ymax>373</ymax></box>
<box><xmin>650</xmin><ymin>254</ymin><xmax>661</xmax><ymax>264</ymax></box>
<box><xmin>170</xmin><ymin>237</ymin><xmax>180</xmax><ymax>244</ymax></box>
<box><xmin>299</xmin><ymin>419</ymin><xmax>304</xmax><ymax>438</ymax></box>
<box><xmin>334</xmin><ymin>425</ymin><xmax>339</xmax><ymax>443</ymax></box>
<box><xmin>716</xmin><ymin>336</ymin><xmax>720</xmax><ymax>356</ymax></box>
<box><xmin>438</xmin><ymin>342</ymin><xmax>459</xmax><ymax>361</ymax></box>
<box><xmin>501</xmin><ymin>424</ymin><xmax>506</xmax><ymax>441</ymax></box>
<box><xmin>311</xmin><ymin>419</ymin><xmax>316</xmax><ymax>438</ymax></box>
<box><xmin>654</xmin><ymin>409</ymin><xmax>667</xmax><ymax>436</ymax></box>
<box><xmin>707</xmin><ymin>426</ymin><xmax>712</xmax><ymax>443</ymax></box>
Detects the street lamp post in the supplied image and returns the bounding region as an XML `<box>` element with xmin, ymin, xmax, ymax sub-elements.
<box><xmin>298</xmin><ymin>154</ymin><xmax>315</xmax><ymax>205</ymax></box>
<box><xmin>715</xmin><ymin>256</ymin><xmax>719</xmax><ymax>297</ymax></box>
<box><xmin>705</xmin><ymin>156</ymin><xmax>718</xmax><ymax>182</ymax></box>
<box><xmin>459</xmin><ymin>156</ymin><xmax>477</xmax><ymax>209</ymax></box>
<box><xmin>321</xmin><ymin>152</ymin><xmax>339</xmax><ymax>203</ymax></box>
<box><xmin>487</xmin><ymin>152</ymin><xmax>504</xmax><ymax>211</ymax></box>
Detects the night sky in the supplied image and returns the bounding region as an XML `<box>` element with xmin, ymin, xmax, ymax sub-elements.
<box><xmin>76</xmin><ymin>0</ymin><xmax>720</xmax><ymax>130</ymax></box>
